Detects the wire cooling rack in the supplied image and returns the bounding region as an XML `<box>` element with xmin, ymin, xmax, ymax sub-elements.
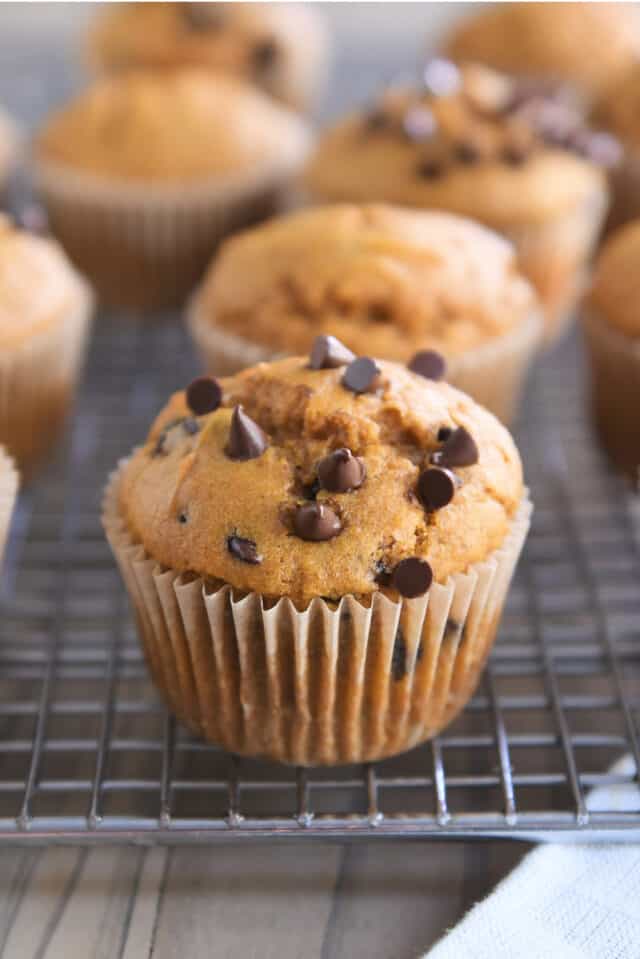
<box><xmin>0</xmin><ymin>319</ymin><xmax>638</xmax><ymax>844</ymax></box>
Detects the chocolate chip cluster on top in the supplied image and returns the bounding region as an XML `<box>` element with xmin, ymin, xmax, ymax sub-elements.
<box><xmin>120</xmin><ymin>337</ymin><xmax>523</xmax><ymax>607</ymax></box>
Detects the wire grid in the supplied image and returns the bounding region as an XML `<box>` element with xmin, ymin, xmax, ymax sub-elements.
<box><xmin>0</xmin><ymin>319</ymin><xmax>638</xmax><ymax>843</ymax></box>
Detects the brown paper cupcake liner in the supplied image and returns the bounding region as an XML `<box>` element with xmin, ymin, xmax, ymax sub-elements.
<box><xmin>583</xmin><ymin>309</ymin><xmax>640</xmax><ymax>485</ymax></box>
<box><xmin>103</xmin><ymin>461</ymin><xmax>531</xmax><ymax>765</ymax></box>
<box><xmin>187</xmin><ymin>297</ymin><xmax>542</xmax><ymax>424</ymax></box>
<box><xmin>0</xmin><ymin>283</ymin><xmax>93</xmax><ymax>480</ymax></box>
<box><xmin>0</xmin><ymin>446</ymin><xmax>18</xmax><ymax>565</ymax></box>
<box><xmin>34</xmin><ymin>141</ymin><xmax>310</xmax><ymax>312</ymax></box>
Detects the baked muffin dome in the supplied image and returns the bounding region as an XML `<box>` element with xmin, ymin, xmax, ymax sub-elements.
<box><xmin>444</xmin><ymin>2</ymin><xmax>640</xmax><ymax>104</ymax></box>
<box><xmin>588</xmin><ymin>220</ymin><xmax>640</xmax><ymax>338</ymax></box>
<box><xmin>196</xmin><ymin>203</ymin><xmax>538</xmax><ymax>359</ymax></box>
<box><xmin>35</xmin><ymin>67</ymin><xmax>311</xmax><ymax>183</ymax></box>
<box><xmin>86</xmin><ymin>2</ymin><xmax>329</xmax><ymax>112</ymax></box>
<box><xmin>119</xmin><ymin>350</ymin><xmax>523</xmax><ymax>607</ymax></box>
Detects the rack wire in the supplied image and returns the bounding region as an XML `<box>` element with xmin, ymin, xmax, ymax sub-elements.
<box><xmin>0</xmin><ymin>319</ymin><xmax>639</xmax><ymax>844</ymax></box>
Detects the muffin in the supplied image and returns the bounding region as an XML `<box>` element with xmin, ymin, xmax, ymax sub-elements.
<box><xmin>0</xmin><ymin>446</ymin><xmax>18</xmax><ymax>566</ymax></box>
<box><xmin>33</xmin><ymin>69</ymin><xmax>311</xmax><ymax>310</ymax></box>
<box><xmin>593</xmin><ymin>67</ymin><xmax>640</xmax><ymax>234</ymax></box>
<box><xmin>86</xmin><ymin>2</ymin><xmax>329</xmax><ymax>113</ymax></box>
<box><xmin>584</xmin><ymin>220</ymin><xmax>640</xmax><ymax>484</ymax></box>
<box><xmin>305</xmin><ymin>63</ymin><xmax>616</xmax><ymax>345</ymax></box>
<box><xmin>0</xmin><ymin>103</ymin><xmax>18</xmax><ymax>200</ymax></box>
<box><xmin>444</xmin><ymin>3</ymin><xmax>640</xmax><ymax>106</ymax></box>
<box><xmin>103</xmin><ymin>342</ymin><xmax>531</xmax><ymax>765</ymax></box>
<box><xmin>0</xmin><ymin>215</ymin><xmax>93</xmax><ymax>478</ymax></box>
<box><xmin>189</xmin><ymin>204</ymin><xmax>542</xmax><ymax>423</ymax></box>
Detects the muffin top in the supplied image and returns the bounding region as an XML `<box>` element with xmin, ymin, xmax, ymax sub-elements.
<box><xmin>304</xmin><ymin>63</ymin><xmax>615</xmax><ymax>227</ymax></box>
<box><xmin>35</xmin><ymin>68</ymin><xmax>311</xmax><ymax>183</ymax></box>
<box><xmin>0</xmin><ymin>215</ymin><xmax>91</xmax><ymax>349</ymax></box>
<box><xmin>589</xmin><ymin>220</ymin><xmax>640</xmax><ymax>338</ymax></box>
<box><xmin>119</xmin><ymin>343</ymin><xmax>524</xmax><ymax>606</ymax></box>
<box><xmin>196</xmin><ymin>204</ymin><xmax>538</xmax><ymax>358</ymax></box>
<box><xmin>86</xmin><ymin>2</ymin><xmax>328</xmax><ymax>111</ymax></box>
<box><xmin>444</xmin><ymin>2</ymin><xmax>640</xmax><ymax>104</ymax></box>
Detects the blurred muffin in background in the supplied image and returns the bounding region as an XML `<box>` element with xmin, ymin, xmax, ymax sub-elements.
<box><xmin>0</xmin><ymin>104</ymin><xmax>19</xmax><ymax>200</ymax></box>
<box><xmin>86</xmin><ymin>2</ymin><xmax>329</xmax><ymax>113</ymax></box>
<box><xmin>0</xmin><ymin>215</ymin><xmax>93</xmax><ymax>479</ymax></box>
<box><xmin>189</xmin><ymin>204</ymin><xmax>542</xmax><ymax>423</ymax></box>
<box><xmin>443</xmin><ymin>2</ymin><xmax>640</xmax><ymax>107</ymax></box>
<box><xmin>593</xmin><ymin>66</ymin><xmax>640</xmax><ymax>234</ymax></box>
<box><xmin>0</xmin><ymin>446</ymin><xmax>18</xmax><ymax>567</ymax></box>
<box><xmin>305</xmin><ymin>62</ymin><xmax>617</xmax><ymax>345</ymax></box>
<box><xmin>33</xmin><ymin>68</ymin><xmax>311</xmax><ymax>311</ymax></box>
<box><xmin>584</xmin><ymin>220</ymin><xmax>640</xmax><ymax>484</ymax></box>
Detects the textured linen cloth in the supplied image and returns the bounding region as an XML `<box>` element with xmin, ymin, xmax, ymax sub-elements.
<box><xmin>426</xmin><ymin>757</ymin><xmax>640</xmax><ymax>959</ymax></box>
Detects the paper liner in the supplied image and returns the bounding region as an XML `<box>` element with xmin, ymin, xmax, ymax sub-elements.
<box><xmin>0</xmin><ymin>283</ymin><xmax>93</xmax><ymax>480</ymax></box>
<box><xmin>188</xmin><ymin>297</ymin><xmax>542</xmax><ymax>424</ymax></box>
<box><xmin>505</xmin><ymin>186</ymin><xmax>608</xmax><ymax>347</ymax></box>
<box><xmin>103</xmin><ymin>461</ymin><xmax>532</xmax><ymax>765</ymax></box>
<box><xmin>583</xmin><ymin>309</ymin><xmax>640</xmax><ymax>485</ymax></box>
<box><xmin>0</xmin><ymin>446</ymin><xmax>18</xmax><ymax>566</ymax></box>
<box><xmin>34</xmin><ymin>138</ymin><xmax>310</xmax><ymax>312</ymax></box>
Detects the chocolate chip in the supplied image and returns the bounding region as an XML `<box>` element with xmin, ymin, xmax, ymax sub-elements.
<box><xmin>455</xmin><ymin>141</ymin><xmax>480</xmax><ymax>165</ymax></box>
<box><xmin>391</xmin><ymin>626</ymin><xmax>407</xmax><ymax>681</ymax></box>
<box><xmin>226</xmin><ymin>405</ymin><xmax>269</xmax><ymax>461</ymax></box>
<box><xmin>501</xmin><ymin>144</ymin><xmax>529</xmax><ymax>167</ymax></box>
<box><xmin>392</xmin><ymin>558</ymin><xmax>433</xmax><ymax>598</ymax></box>
<box><xmin>309</xmin><ymin>335</ymin><xmax>356</xmax><ymax>370</ymax></box>
<box><xmin>342</xmin><ymin>357</ymin><xmax>380</xmax><ymax>394</ymax></box>
<box><xmin>227</xmin><ymin>534</ymin><xmax>262</xmax><ymax>565</ymax></box>
<box><xmin>293</xmin><ymin>503</ymin><xmax>342</xmax><ymax>541</ymax></box>
<box><xmin>417</xmin><ymin>466</ymin><xmax>456</xmax><ymax>512</ymax></box>
<box><xmin>252</xmin><ymin>38</ymin><xmax>278</xmax><ymax>73</ymax></box>
<box><xmin>416</xmin><ymin>158</ymin><xmax>444</xmax><ymax>179</ymax></box>
<box><xmin>317</xmin><ymin>448</ymin><xmax>365</xmax><ymax>493</ymax></box>
<box><xmin>402</xmin><ymin>105</ymin><xmax>437</xmax><ymax>142</ymax></box>
<box><xmin>181</xmin><ymin>3</ymin><xmax>223</xmax><ymax>30</ymax></box>
<box><xmin>186</xmin><ymin>376</ymin><xmax>222</xmax><ymax>415</ymax></box>
<box><xmin>178</xmin><ymin>512</ymin><xmax>188</xmax><ymax>524</ymax></box>
<box><xmin>363</xmin><ymin>109</ymin><xmax>389</xmax><ymax>132</ymax></box>
<box><xmin>374</xmin><ymin>560</ymin><xmax>393</xmax><ymax>587</ymax></box>
<box><xmin>437</xmin><ymin>426</ymin><xmax>453</xmax><ymax>442</ymax></box>
<box><xmin>408</xmin><ymin>349</ymin><xmax>446</xmax><ymax>381</ymax></box>
<box><xmin>432</xmin><ymin>426</ymin><xmax>478</xmax><ymax>468</ymax></box>
<box><xmin>423</xmin><ymin>58</ymin><xmax>460</xmax><ymax>97</ymax></box>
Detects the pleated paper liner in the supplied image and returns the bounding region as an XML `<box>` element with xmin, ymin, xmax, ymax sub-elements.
<box><xmin>583</xmin><ymin>309</ymin><xmax>640</xmax><ymax>485</ymax></box>
<box><xmin>0</xmin><ymin>446</ymin><xmax>18</xmax><ymax>565</ymax></box>
<box><xmin>103</xmin><ymin>460</ymin><xmax>532</xmax><ymax>766</ymax></box>
<box><xmin>187</xmin><ymin>297</ymin><xmax>542</xmax><ymax>424</ymax></box>
<box><xmin>34</xmin><ymin>138</ymin><xmax>310</xmax><ymax>312</ymax></box>
<box><xmin>0</xmin><ymin>283</ymin><xmax>93</xmax><ymax>481</ymax></box>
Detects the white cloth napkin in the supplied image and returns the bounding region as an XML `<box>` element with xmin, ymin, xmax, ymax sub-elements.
<box><xmin>426</xmin><ymin>757</ymin><xmax>640</xmax><ymax>959</ymax></box>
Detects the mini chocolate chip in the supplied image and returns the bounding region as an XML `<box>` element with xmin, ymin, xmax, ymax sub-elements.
<box><xmin>392</xmin><ymin>558</ymin><xmax>433</xmax><ymax>598</ymax></box>
<box><xmin>226</xmin><ymin>405</ymin><xmax>269</xmax><ymax>461</ymax></box>
<box><xmin>432</xmin><ymin>426</ymin><xmax>479</xmax><ymax>468</ymax></box>
<box><xmin>374</xmin><ymin>560</ymin><xmax>393</xmax><ymax>587</ymax></box>
<box><xmin>178</xmin><ymin>512</ymin><xmax>188</xmax><ymax>524</ymax></box>
<box><xmin>318</xmin><ymin>448</ymin><xmax>366</xmax><ymax>493</ymax></box>
<box><xmin>391</xmin><ymin>626</ymin><xmax>407</xmax><ymax>681</ymax></box>
<box><xmin>293</xmin><ymin>503</ymin><xmax>342</xmax><ymax>542</ymax></box>
<box><xmin>186</xmin><ymin>376</ymin><xmax>222</xmax><ymax>415</ymax></box>
<box><xmin>455</xmin><ymin>141</ymin><xmax>480</xmax><ymax>164</ymax></box>
<box><xmin>309</xmin><ymin>334</ymin><xmax>356</xmax><ymax>370</ymax></box>
<box><xmin>437</xmin><ymin>426</ymin><xmax>453</xmax><ymax>442</ymax></box>
<box><xmin>252</xmin><ymin>38</ymin><xmax>279</xmax><ymax>72</ymax></box>
<box><xmin>417</xmin><ymin>466</ymin><xmax>456</xmax><ymax>512</ymax></box>
<box><xmin>423</xmin><ymin>58</ymin><xmax>460</xmax><ymax>97</ymax></box>
<box><xmin>408</xmin><ymin>349</ymin><xmax>446</xmax><ymax>381</ymax></box>
<box><xmin>364</xmin><ymin>109</ymin><xmax>389</xmax><ymax>132</ymax></box>
<box><xmin>416</xmin><ymin>158</ymin><xmax>444</xmax><ymax>179</ymax></box>
<box><xmin>227</xmin><ymin>534</ymin><xmax>262</xmax><ymax>565</ymax></box>
<box><xmin>342</xmin><ymin>356</ymin><xmax>380</xmax><ymax>394</ymax></box>
<box><xmin>402</xmin><ymin>105</ymin><xmax>437</xmax><ymax>142</ymax></box>
<box><xmin>501</xmin><ymin>144</ymin><xmax>529</xmax><ymax>167</ymax></box>
<box><xmin>181</xmin><ymin>3</ymin><xmax>223</xmax><ymax>30</ymax></box>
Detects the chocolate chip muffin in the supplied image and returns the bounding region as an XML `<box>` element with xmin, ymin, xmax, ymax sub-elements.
<box><xmin>0</xmin><ymin>446</ymin><xmax>18</xmax><ymax>566</ymax></box>
<box><xmin>33</xmin><ymin>68</ymin><xmax>311</xmax><ymax>310</ymax></box>
<box><xmin>584</xmin><ymin>220</ymin><xmax>640</xmax><ymax>483</ymax></box>
<box><xmin>304</xmin><ymin>62</ymin><xmax>616</xmax><ymax>345</ymax></box>
<box><xmin>86</xmin><ymin>2</ymin><xmax>329</xmax><ymax>113</ymax></box>
<box><xmin>104</xmin><ymin>340</ymin><xmax>531</xmax><ymax>765</ymax></box>
<box><xmin>189</xmin><ymin>203</ymin><xmax>541</xmax><ymax>422</ymax></box>
<box><xmin>444</xmin><ymin>2</ymin><xmax>640</xmax><ymax>106</ymax></box>
<box><xmin>0</xmin><ymin>215</ymin><xmax>93</xmax><ymax>478</ymax></box>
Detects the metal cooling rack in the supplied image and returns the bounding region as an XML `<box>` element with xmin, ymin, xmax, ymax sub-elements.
<box><xmin>0</xmin><ymin>321</ymin><xmax>639</xmax><ymax>844</ymax></box>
